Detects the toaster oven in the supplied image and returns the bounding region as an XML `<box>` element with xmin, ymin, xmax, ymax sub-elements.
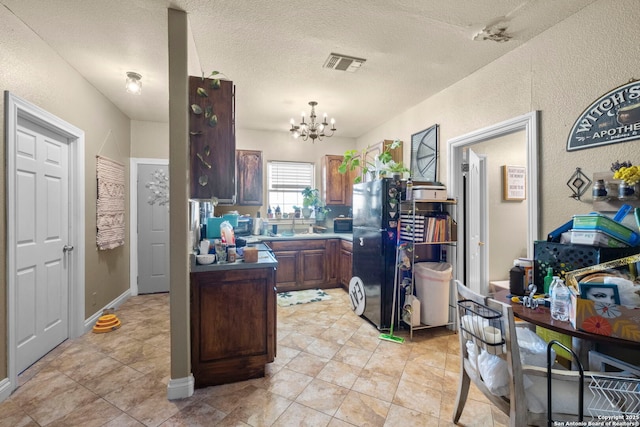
<box><xmin>234</xmin><ymin>217</ymin><xmax>253</xmax><ymax>236</ymax></box>
<box><xmin>333</xmin><ymin>217</ymin><xmax>353</xmax><ymax>233</ymax></box>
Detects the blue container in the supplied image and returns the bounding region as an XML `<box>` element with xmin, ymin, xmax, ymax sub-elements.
<box><xmin>206</xmin><ymin>217</ymin><xmax>225</xmax><ymax>239</ymax></box>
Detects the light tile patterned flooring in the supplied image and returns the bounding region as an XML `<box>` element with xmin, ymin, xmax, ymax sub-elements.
<box><xmin>0</xmin><ymin>288</ymin><xmax>507</xmax><ymax>426</ymax></box>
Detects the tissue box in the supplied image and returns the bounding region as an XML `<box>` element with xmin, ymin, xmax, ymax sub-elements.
<box><xmin>565</xmin><ymin>254</ymin><xmax>640</xmax><ymax>343</ymax></box>
<box><xmin>568</xmin><ymin>289</ymin><xmax>640</xmax><ymax>343</ymax></box>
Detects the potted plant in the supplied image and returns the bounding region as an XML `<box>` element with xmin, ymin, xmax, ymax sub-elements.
<box><xmin>315</xmin><ymin>202</ymin><xmax>331</xmax><ymax>222</ymax></box>
<box><xmin>292</xmin><ymin>206</ymin><xmax>301</xmax><ymax>218</ymax></box>
<box><xmin>301</xmin><ymin>186</ymin><xmax>319</xmax><ymax>218</ymax></box>
<box><xmin>338</xmin><ymin>139</ymin><xmax>408</xmax><ymax>183</ymax></box>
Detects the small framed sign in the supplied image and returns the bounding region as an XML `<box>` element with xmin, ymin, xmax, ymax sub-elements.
<box><xmin>502</xmin><ymin>165</ymin><xmax>526</xmax><ymax>201</ymax></box>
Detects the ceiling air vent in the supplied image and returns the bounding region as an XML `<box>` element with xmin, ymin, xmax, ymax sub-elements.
<box><xmin>323</xmin><ymin>53</ymin><xmax>366</xmax><ymax>72</ymax></box>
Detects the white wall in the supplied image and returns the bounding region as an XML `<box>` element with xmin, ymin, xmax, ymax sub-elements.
<box><xmin>355</xmin><ymin>0</ymin><xmax>640</xmax><ymax>237</ymax></box>
<box><xmin>131</xmin><ymin>120</ymin><xmax>169</xmax><ymax>159</ymax></box>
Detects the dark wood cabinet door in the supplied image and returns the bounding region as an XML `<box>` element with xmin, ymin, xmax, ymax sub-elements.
<box><xmin>237</xmin><ymin>150</ymin><xmax>263</xmax><ymax>205</ymax></box>
<box><xmin>299</xmin><ymin>249</ymin><xmax>326</xmax><ymax>286</ymax></box>
<box><xmin>323</xmin><ymin>155</ymin><xmax>347</xmax><ymax>205</ymax></box>
<box><xmin>190</xmin><ymin>267</ymin><xmax>275</xmax><ymax>388</ymax></box>
<box><xmin>326</xmin><ymin>239</ymin><xmax>340</xmax><ymax>285</ymax></box>
<box><xmin>272</xmin><ymin>250</ymin><xmax>298</xmax><ymax>289</ymax></box>
<box><xmin>189</xmin><ymin>76</ymin><xmax>236</xmax><ymax>202</ymax></box>
<box><xmin>339</xmin><ymin>240</ymin><xmax>353</xmax><ymax>288</ymax></box>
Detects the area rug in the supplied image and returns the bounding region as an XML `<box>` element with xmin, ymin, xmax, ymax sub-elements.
<box><xmin>277</xmin><ymin>289</ymin><xmax>332</xmax><ymax>307</ymax></box>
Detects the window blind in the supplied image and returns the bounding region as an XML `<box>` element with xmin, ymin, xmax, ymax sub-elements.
<box><xmin>268</xmin><ymin>161</ymin><xmax>314</xmax><ymax>190</ymax></box>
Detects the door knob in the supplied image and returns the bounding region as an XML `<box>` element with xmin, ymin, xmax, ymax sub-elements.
<box><xmin>478</xmin><ymin>241</ymin><xmax>485</xmax><ymax>246</ymax></box>
<box><xmin>63</xmin><ymin>244</ymin><xmax>74</xmax><ymax>252</ymax></box>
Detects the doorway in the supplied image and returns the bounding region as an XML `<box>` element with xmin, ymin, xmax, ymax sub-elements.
<box><xmin>447</xmin><ymin>111</ymin><xmax>539</xmax><ymax>295</ymax></box>
<box><xmin>130</xmin><ymin>159</ymin><xmax>170</xmax><ymax>295</ymax></box>
<box><xmin>4</xmin><ymin>92</ymin><xmax>85</xmax><ymax>400</ymax></box>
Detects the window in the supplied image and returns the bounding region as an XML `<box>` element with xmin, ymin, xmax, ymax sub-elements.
<box><xmin>267</xmin><ymin>161</ymin><xmax>314</xmax><ymax>214</ymax></box>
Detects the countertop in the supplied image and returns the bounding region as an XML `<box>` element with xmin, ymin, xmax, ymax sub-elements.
<box><xmin>190</xmin><ymin>250</ymin><xmax>278</xmax><ymax>273</ymax></box>
<box><xmin>242</xmin><ymin>232</ymin><xmax>352</xmax><ymax>243</ymax></box>
<box><xmin>190</xmin><ymin>233</ymin><xmax>352</xmax><ymax>272</ymax></box>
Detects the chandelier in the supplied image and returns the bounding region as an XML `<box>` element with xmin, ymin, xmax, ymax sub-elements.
<box><xmin>289</xmin><ymin>101</ymin><xmax>336</xmax><ymax>142</ymax></box>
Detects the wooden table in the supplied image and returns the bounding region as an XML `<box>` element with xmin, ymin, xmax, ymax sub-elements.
<box><xmin>494</xmin><ymin>289</ymin><xmax>640</xmax><ymax>368</ymax></box>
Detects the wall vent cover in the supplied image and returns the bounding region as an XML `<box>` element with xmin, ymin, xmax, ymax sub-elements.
<box><xmin>323</xmin><ymin>53</ymin><xmax>366</xmax><ymax>72</ymax></box>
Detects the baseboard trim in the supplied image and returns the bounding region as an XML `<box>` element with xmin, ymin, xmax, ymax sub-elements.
<box><xmin>0</xmin><ymin>377</ymin><xmax>12</xmax><ymax>403</ymax></box>
<box><xmin>83</xmin><ymin>289</ymin><xmax>131</xmax><ymax>334</ymax></box>
<box><xmin>167</xmin><ymin>375</ymin><xmax>194</xmax><ymax>400</ymax></box>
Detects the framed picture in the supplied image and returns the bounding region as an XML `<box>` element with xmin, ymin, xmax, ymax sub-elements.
<box><xmin>578</xmin><ymin>283</ymin><xmax>621</xmax><ymax>305</ymax></box>
<box><xmin>411</xmin><ymin>124</ymin><xmax>438</xmax><ymax>182</ymax></box>
<box><xmin>502</xmin><ymin>165</ymin><xmax>526</xmax><ymax>200</ymax></box>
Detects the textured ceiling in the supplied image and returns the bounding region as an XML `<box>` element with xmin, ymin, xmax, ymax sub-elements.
<box><xmin>1</xmin><ymin>0</ymin><xmax>596</xmax><ymax>138</ymax></box>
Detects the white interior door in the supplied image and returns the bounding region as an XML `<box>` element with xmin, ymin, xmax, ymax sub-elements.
<box><xmin>15</xmin><ymin>115</ymin><xmax>70</xmax><ymax>373</ymax></box>
<box><xmin>466</xmin><ymin>148</ymin><xmax>482</xmax><ymax>295</ymax></box>
<box><xmin>137</xmin><ymin>163</ymin><xmax>170</xmax><ymax>294</ymax></box>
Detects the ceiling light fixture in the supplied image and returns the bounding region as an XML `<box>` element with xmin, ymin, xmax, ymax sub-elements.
<box><xmin>289</xmin><ymin>101</ymin><xmax>336</xmax><ymax>142</ymax></box>
<box><xmin>125</xmin><ymin>71</ymin><xmax>142</xmax><ymax>95</ymax></box>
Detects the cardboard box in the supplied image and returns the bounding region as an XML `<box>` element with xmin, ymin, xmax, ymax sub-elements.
<box><xmin>565</xmin><ymin>254</ymin><xmax>640</xmax><ymax>343</ymax></box>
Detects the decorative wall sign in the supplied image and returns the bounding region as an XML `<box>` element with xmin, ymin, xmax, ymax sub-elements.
<box><xmin>502</xmin><ymin>165</ymin><xmax>526</xmax><ymax>201</ymax></box>
<box><xmin>567</xmin><ymin>80</ymin><xmax>640</xmax><ymax>151</ymax></box>
<box><xmin>410</xmin><ymin>124</ymin><xmax>438</xmax><ymax>182</ymax></box>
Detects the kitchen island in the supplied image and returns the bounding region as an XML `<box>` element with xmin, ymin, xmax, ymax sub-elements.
<box><xmin>190</xmin><ymin>249</ymin><xmax>277</xmax><ymax>388</ymax></box>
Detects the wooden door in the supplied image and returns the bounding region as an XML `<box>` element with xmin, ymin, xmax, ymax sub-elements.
<box><xmin>272</xmin><ymin>250</ymin><xmax>299</xmax><ymax>290</ymax></box>
<box><xmin>299</xmin><ymin>249</ymin><xmax>326</xmax><ymax>286</ymax></box>
<box><xmin>323</xmin><ymin>155</ymin><xmax>347</xmax><ymax>205</ymax></box>
<box><xmin>325</xmin><ymin>239</ymin><xmax>340</xmax><ymax>285</ymax></box>
<box><xmin>237</xmin><ymin>150</ymin><xmax>263</xmax><ymax>205</ymax></box>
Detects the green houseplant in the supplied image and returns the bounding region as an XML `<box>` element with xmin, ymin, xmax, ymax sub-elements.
<box><xmin>338</xmin><ymin>139</ymin><xmax>408</xmax><ymax>183</ymax></box>
<box><xmin>301</xmin><ymin>187</ymin><xmax>320</xmax><ymax>218</ymax></box>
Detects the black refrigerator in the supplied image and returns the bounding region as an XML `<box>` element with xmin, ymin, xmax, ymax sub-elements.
<box><xmin>352</xmin><ymin>178</ymin><xmax>401</xmax><ymax>330</ymax></box>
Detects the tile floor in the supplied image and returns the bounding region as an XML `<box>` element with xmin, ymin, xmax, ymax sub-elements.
<box><xmin>0</xmin><ymin>288</ymin><xmax>508</xmax><ymax>426</ymax></box>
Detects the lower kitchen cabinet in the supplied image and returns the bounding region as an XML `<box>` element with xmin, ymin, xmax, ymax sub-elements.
<box><xmin>266</xmin><ymin>238</ymin><xmax>351</xmax><ymax>292</ymax></box>
<box><xmin>339</xmin><ymin>240</ymin><xmax>353</xmax><ymax>289</ymax></box>
<box><xmin>190</xmin><ymin>266</ymin><xmax>276</xmax><ymax>388</ymax></box>
<box><xmin>326</xmin><ymin>239</ymin><xmax>340</xmax><ymax>286</ymax></box>
<box><xmin>266</xmin><ymin>239</ymin><xmax>336</xmax><ymax>292</ymax></box>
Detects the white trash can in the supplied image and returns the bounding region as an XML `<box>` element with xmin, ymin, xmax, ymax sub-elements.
<box><xmin>414</xmin><ymin>262</ymin><xmax>452</xmax><ymax>326</ymax></box>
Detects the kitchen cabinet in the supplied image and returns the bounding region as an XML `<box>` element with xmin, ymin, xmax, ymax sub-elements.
<box><xmin>189</xmin><ymin>76</ymin><xmax>236</xmax><ymax>202</ymax></box>
<box><xmin>267</xmin><ymin>239</ymin><xmax>335</xmax><ymax>292</ymax></box>
<box><xmin>326</xmin><ymin>239</ymin><xmax>340</xmax><ymax>285</ymax></box>
<box><xmin>237</xmin><ymin>150</ymin><xmax>263</xmax><ymax>206</ymax></box>
<box><xmin>322</xmin><ymin>155</ymin><xmax>351</xmax><ymax>206</ymax></box>
<box><xmin>339</xmin><ymin>240</ymin><xmax>353</xmax><ymax>289</ymax></box>
<box><xmin>190</xmin><ymin>266</ymin><xmax>276</xmax><ymax>387</ymax></box>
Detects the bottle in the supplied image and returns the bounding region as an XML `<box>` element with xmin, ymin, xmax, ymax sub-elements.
<box><xmin>275</xmin><ymin>205</ymin><xmax>282</xmax><ymax>219</ymax></box>
<box><xmin>509</xmin><ymin>264</ymin><xmax>525</xmax><ymax>296</ymax></box>
<box><xmin>406</xmin><ymin>178</ymin><xmax>413</xmax><ymax>201</ymax></box>
<box><xmin>543</xmin><ymin>267</ymin><xmax>554</xmax><ymax>295</ymax></box>
<box><xmin>267</xmin><ymin>205</ymin><xmax>273</xmax><ymax>219</ymax></box>
<box><xmin>550</xmin><ymin>277</ymin><xmax>570</xmax><ymax>321</ymax></box>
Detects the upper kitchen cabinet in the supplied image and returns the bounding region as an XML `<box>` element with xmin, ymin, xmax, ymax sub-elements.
<box><xmin>237</xmin><ymin>150</ymin><xmax>263</xmax><ymax>206</ymax></box>
<box><xmin>322</xmin><ymin>155</ymin><xmax>351</xmax><ymax>206</ymax></box>
<box><xmin>189</xmin><ymin>76</ymin><xmax>236</xmax><ymax>202</ymax></box>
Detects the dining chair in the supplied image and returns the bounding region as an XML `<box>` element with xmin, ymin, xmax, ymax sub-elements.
<box><xmin>452</xmin><ymin>279</ymin><xmax>640</xmax><ymax>426</ymax></box>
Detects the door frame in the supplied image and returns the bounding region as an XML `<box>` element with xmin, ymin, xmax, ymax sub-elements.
<box><xmin>129</xmin><ymin>158</ymin><xmax>169</xmax><ymax>296</ymax></box>
<box><xmin>447</xmin><ymin>111</ymin><xmax>539</xmax><ymax>293</ymax></box>
<box><xmin>4</xmin><ymin>91</ymin><xmax>85</xmax><ymax>400</ymax></box>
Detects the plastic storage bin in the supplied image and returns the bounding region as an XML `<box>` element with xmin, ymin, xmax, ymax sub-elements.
<box><xmin>414</xmin><ymin>262</ymin><xmax>452</xmax><ymax>326</ymax></box>
<box><xmin>533</xmin><ymin>241</ymin><xmax>638</xmax><ymax>287</ymax></box>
